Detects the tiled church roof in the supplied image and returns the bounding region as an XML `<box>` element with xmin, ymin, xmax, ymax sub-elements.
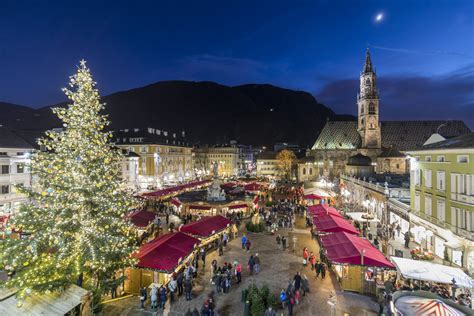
<box><xmin>311</xmin><ymin>121</ymin><xmax>361</xmax><ymax>150</ymax></box>
<box><xmin>312</xmin><ymin>120</ymin><xmax>470</xmax><ymax>151</ymax></box>
<box><xmin>381</xmin><ymin>120</ymin><xmax>470</xmax><ymax>150</ymax></box>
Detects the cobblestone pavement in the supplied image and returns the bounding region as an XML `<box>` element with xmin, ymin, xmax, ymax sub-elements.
<box><xmin>103</xmin><ymin>215</ymin><xmax>378</xmax><ymax>316</ymax></box>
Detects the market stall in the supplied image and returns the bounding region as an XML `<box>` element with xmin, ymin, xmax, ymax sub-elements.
<box><xmin>320</xmin><ymin>232</ymin><xmax>395</xmax><ymax>294</ymax></box>
<box><xmin>313</xmin><ymin>213</ymin><xmax>359</xmax><ymax>235</ymax></box>
<box><xmin>307</xmin><ymin>204</ymin><xmax>343</xmax><ymax>218</ymax></box>
<box><xmin>187</xmin><ymin>204</ymin><xmax>216</xmax><ymax>216</ymax></box>
<box><xmin>179</xmin><ymin>215</ymin><xmax>235</xmax><ymax>246</ymax></box>
<box><xmin>127</xmin><ymin>209</ymin><xmax>157</xmax><ymax>229</ymax></box>
<box><xmin>125</xmin><ymin>232</ymin><xmax>200</xmax><ymax>295</ymax></box>
<box><xmin>391</xmin><ymin>257</ymin><xmax>474</xmax><ymax>289</ymax></box>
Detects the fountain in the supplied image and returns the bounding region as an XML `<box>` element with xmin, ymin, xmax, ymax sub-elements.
<box><xmin>206</xmin><ymin>162</ymin><xmax>226</xmax><ymax>202</ymax></box>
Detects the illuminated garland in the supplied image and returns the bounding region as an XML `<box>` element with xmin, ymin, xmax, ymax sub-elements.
<box><xmin>0</xmin><ymin>60</ymin><xmax>138</xmax><ymax>304</ymax></box>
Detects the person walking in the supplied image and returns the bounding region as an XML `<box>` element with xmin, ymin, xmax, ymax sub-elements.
<box><xmin>201</xmin><ymin>248</ymin><xmax>206</xmax><ymax>267</ymax></box>
<box><xmin>235</xmin><ymin>261</ymin><xmax>242</xmax><ymax>283</ymax></box>
<box><xmin>158</xmin><ymin>284</ymin><xmax>167</xmax><ymax>309</ymax></box>
<box><xmin>168</xmin><ymin>276</ymin><xmax>177</xmax><ymax>303</ymax></box>
<box><xmin>293</xmin><ymin>272</ymin><xmax>302</xmax><ymax>292</ymax></box>
<box><xmin>396</xmin><ymin>224</ymin><xmax>401</xmax><ymax>237</ymax></box>
<box><xmin>279</xmin><ymin>289</ymin><xmax>287</xmax><ymax>309</ymax></box>
<box><xmin>218</xmin><ymin>241</ymin><xmax>224</xmax><ymax>256</ymax></box>
<box><xmin>276</xmin><ymin>234</ymin><xmax>281</xmax><ymax>250</ymax></box>
<box><xmin>301</xmin><ymin>274</ymin><xmax>310</xmax><ymax>296</ymax></box>
<box><xmin>404</xmin><ymin>231</ymin><xmax>410</xmax><ymax>248</ymax></box>
<box><xmin>315</xmin><ymin>261</ymin><xmax>321</xmax><ymax>279</ymax></box>
<box><xmin>177</xmin><ymin>271</ymin><xmax>184</xmax><ymax>296</ymax></box>
<box><xmin>264</xmin><ymin>306</ymin><xmax>277</xmax><ymax>316</ymax></box>
<box><xmin>254</xmin><ymin>253</ymin><xmax>261</xmax><ymax>274</ymax></box>
<box><xmin>287</xmin><ymin>293</ymin><xmax>295</xmax><ymax>316</ymax></box>
<box><xmin>303</xmin><ymin>247</ymin><xmax>309</xmax><ymax>266</ymax></box>
<box><xmin>309</xmin><ymin>252</ymin><xmax>316</xmax><ymax>271</ymax></box>
<box><xmin>139</xmin><ymin>286</ymin><xmax>147</xmax><ymax>309</ymax></box>
<box><xmin>282</xmin><ymin>236</ymin><xmax>287</xmax><ymax>251</ymax></box>
<box><xmin>245</xmin><ymin>238</ymin><xmax>251</xmax><ymax>252</ymax></box>
<box><xmin>184</xmin><ymin>278</ymin><xmax>193</xmax><ymax>301</ymax></box>
<box><xmin>241</xmin><ymin>234</ymin><xmax>247</xmax><ymax>250</ymax></box>
<box><xmin>150</xmin><ymin>285</ymin><xmax>158</xmax><ymax>309</ymax></box>
<box><xmin>248</xmin><ymin>255</ymin><xmax>255</xmax><ymax>275</ymax></box>
<box><xmin>321</xmin><ymin>262</ymin><xmax>327</xmax><ymax>279</ymax></box>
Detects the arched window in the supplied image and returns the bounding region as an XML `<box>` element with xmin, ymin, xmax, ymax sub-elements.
<box><xmin>309</xmin><ymin>168</ymin><xmax>313</xmax><ymax>175</ymax></box>
<box><xmin>303</xmin><ymin>168</ymin><xmax>306</xmax><ymax>175</ymax></box>
<box><xmin>360</xmin><ymin>105</ymin><xmax>364</xmax><ymax>114</ymax></box>
<box><xmin>361</xmin><ymin>118</ymin><xmax>365</xmax><ymax>126</ymax></box>
<box><xmin>369</xmin><ymin>103</ymin><xmax>376</xmax><ymax>114</ymax></box>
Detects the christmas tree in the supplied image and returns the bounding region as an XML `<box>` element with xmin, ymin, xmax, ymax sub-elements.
<box><xmin>0</xmin><ymin>60</ymin><xmax>138</xmax><ymax>302</ymax></box>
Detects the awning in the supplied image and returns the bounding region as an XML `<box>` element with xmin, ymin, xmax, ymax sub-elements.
<box><xmin>0</xmin><ymin>284</ymin><xmax>89</xmax><ymax>315</ymax></box>
<box><xmin>391</xmin><ymin>257</ymin><xmax>474</xmax><ymax>289</ymax></box>
<box><xmin>228</xmin><ymin>203</ymin><xmax>248</xmax><ymax>210</ymax></box>
<box><xmin>179</xmin><ymin>215</ymin><xmax>232</xmax><ymax>238</ymax></box>
<box><xmin>253</xmin><ymin>196</ymin><xmax>259</xmax><ymax>204</ymax></box>
<box><xmin>304</xmin><ymin>194</ymin><xmax>324</xmax><ymax>200</ymax></box>
<box><xmin>170</xmin><ymin>198</ymin><xmax>181</xmax><ymax>207</ymax></box>
<box><xmin>135</xmin><ymin>232</ymin><xmax>199</xmax><ymax>272</ymax></box>
<box><xmin>244</xmin><ymin>183</ymin><xmax>263</xmax><ymax>192</ymax></box>
<box><xmin>188</xmin><ymin>205</ymin><xmax>211</xmax><ymax>210</ymax></box>
<box><xmin>127</xmin><ymin>209</ymin><xmax>157</xmax><ymax>228</ymax></box>
<box><xmin>141</xmin><ymin>180</ymin><xmax>212</xmax><ymax>198</ymax></box>
<box><xmin>394</xmin><ymin>295</ymin><xmax>468</xmax><ymax>316</ymax></box>
<box><xmin>307</xmin><ymin>204</ymin><xmax>343</xmax><ymax>218</ymax></box>
<box><xmin>320</xmin><ymin>232</ymin><xmax>394</xmax><ymax>268</ymax></box>
<box><xmin>346</xmin><ymin>212</ymin><xmax>380</xmax><ymax>223</ymax></box>
<box><xmin>313</xmin><ymin>213</ymin><xmax>359</xmax><ymax>235</ymax></box>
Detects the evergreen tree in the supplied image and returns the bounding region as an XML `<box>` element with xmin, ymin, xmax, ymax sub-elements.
<box><xmin>0</xmin><ymin>60</ymin><xmax>137</xmax><ymax>301</ymax></box>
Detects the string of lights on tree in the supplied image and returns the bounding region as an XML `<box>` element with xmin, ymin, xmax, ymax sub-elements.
<box><xmin>0</xmin><ymin>60</ymin><xmax>138</xmax><ymax>305</ymax></box>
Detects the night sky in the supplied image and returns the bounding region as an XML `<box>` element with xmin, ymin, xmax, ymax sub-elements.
<box><xmin>1</xmin><ymin>0</ymin><xmax>473</xmax><ymax>127</ymax></box>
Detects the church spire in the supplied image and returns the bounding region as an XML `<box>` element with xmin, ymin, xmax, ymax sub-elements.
<box><xmin>363</xmin><ymin>48</ymin><xmax>373</xmax><ymax>73</ymax></box>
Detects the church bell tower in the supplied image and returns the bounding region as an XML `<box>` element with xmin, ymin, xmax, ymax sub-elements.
<box><xmin>357</xmin><ymin>48</ymin><xmax>381</xmax><ymax>149</ymax></box>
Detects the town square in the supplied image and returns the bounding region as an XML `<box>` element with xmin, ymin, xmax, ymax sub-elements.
<box><xmin>0</xmin><ymin>1</ymin><xmax>473</xmax><ymax>315</ymax></box>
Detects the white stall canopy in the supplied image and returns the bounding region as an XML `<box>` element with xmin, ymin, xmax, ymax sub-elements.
<box><xmin>392</xmin><ymin>257</ymin><xmax>474</xmax><ymax>289</ymax></box>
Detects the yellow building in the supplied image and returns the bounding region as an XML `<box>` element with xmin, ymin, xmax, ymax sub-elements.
<box><xmin>192</xmin><ymin>145</ymin><xmax>243</xmax><ymax>178</ymax></box>
<box><xmin>256</xmin><ymin>152</ymin><xmax>279</xmax><ymax>179</ymax></box>
<box><xmin>115</xmin><ymin>128</ymin><xmax>193</xmax><ymax>190</ymax></box>
<box><xmin>408</xmin><ymin>133</ymin><xmax>474</xmax><ymax>273</ymax></box>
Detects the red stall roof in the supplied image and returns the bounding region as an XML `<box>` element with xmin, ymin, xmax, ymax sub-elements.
<box><xmin>228</xmin><ymin>203</ymin><xmax>248</xmax><ymax>210</ymax></box>
<box><xmin>135</xmin><ymin>232</ymin><xmax>200</xmax><ymax>272</ymax></box>
<box><xmin>188</xmin><ymin>205</ymin><xmax>211</xmax><ymax>210</ymax></box>
<box><xmin>307</xmin><ymin>204</ymin><xmax>343</xmax><ymax>218</ymax></box>
<box><xmin>320</xmin><ymin>232</ymin><xmax>394</xmax><ymax>268</ymax></box>
<box><xmin>313</xmin><ymin>213</ymin><xmax>359</xmax><ymax>235</ymax></box>
<box><xmin>179</xmin><ymin>215</ymin><xmax>232</xmax><ymax>238</ymax></box>
<box><xmin>127</xmin><ymin>209</ymin><xmax>157</xmax><ymax>228</ymax></box>
<box><xmin>244</xmin><ymin>183</ymin><xmax>262</xmax><ymax>192</ymax></box>
<box><xmin>170</xmin><ymin>198</ymin><xmax>181</xmax><ymax>207</ymax></box>
<box><xmin>253</xmin><ymin>196</ymin><xmax>259</xmax><ymax>204</ymax></box>
<box><xmin>142</xmin><ymin>180</ymin><xmax>212</xmax><ymax>198</ymax></box>
<box><xmin>304</xmin><ymin>194</ymin><xmax>324</xmax><ymax>200</ymax></box>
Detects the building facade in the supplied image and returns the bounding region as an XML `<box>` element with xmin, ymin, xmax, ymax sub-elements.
<box><xmin>0</xmin><ymin>128</ymin><xmax>37</xmax><ymax>217</ymax></box>
<box><xmin>256</xmin><ymin>152</ymin><xmax>279</xmax><ymax>179</ymax></box>
<box><xmin>408</xmin><ymin>133</ymin><xmax>474</xmax><ymax>273</ymax></box>
<box><xmin>310</xmin><ymin>49</ymin><xmax>471</xmax><ymax>178</ymax></box>
<box><xmin>297</xmin><ymin>156</ymin><xmax>322</xmax><ymax>183</ymax></box>
<box><xmin>115</xmin><ymin>128</ymin><xmax>193</xmax><ymax>190</ymax></box>
<box><xmin>192</xmin><ymin>145</ymin><xmax>243</xmax><ymax>178</ymax></box>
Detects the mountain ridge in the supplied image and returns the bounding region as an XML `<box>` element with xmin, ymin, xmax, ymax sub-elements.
<box><xmin>0</xmin><ymin>81</ymin><xmax>355</xmax><ymax>147</ymax></box>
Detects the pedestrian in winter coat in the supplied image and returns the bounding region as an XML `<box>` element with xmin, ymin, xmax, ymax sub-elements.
<box><xmin>253</xmin><ymin>253</ymin><xmax>261</xmax><ymax>274</ymax></box>
<box><xmin>282</xmin><ymin>236</ymin><xmax>287</xmax><ymax>250</ymax></box>
<box><xmin>293</xmin><ymin>272</ymin><xmax>302</xmax><ymax>291</ymax></box>
<box><xmin>309</xmin><ymin>253</ymin><xmax>316</xmax><ymax>270</ymax></box>
<box><xmin>321</xmin><ymin>262</ymin><xmax>327</xmax><ymax>279</ymax></box>
<box><xmin>279</xmin><ymin>289</ymin><xmax>287</xmax><ymax>308</ymax></box>
<box><xmin>303</xmin><ymin>247</ymin><xmax>309</xmax><ymax>265</ymax></box>
<box><xmin>150</xmin><ymin>285</ymin><xmax>158</xmax><ymax>309</ymax></box>
<box><xmin>177</xmin><ymin>272</ymin><xmax>184</xmax><ymax>295</ymax></box>
<box><xmin>248</xmin><ymin>255</ymin><xmax>255</xmax><ymax>275</ymax></box>
<box><xmin>235</xmin><ymin>261</ymin><xmax>242</xmax><ymax>283</ymax></box>
<box><xmin>301</xmin><ymin>275</ymin><xmax>310</xmax><ymax>296</ymax></box>
<box><xmin>184</xmin><ymin>278</ymin><xmax>193</xmax><ymax>301</ymax></box>
<box><xmin>287</xmin><ymin>294</ymin><xmax>295</xmax><ymax>316</ymax></box>
<box><xmin>140</xmin><ymin>286</ymin><xmax>147</xmax><ymax>309</ymax></box>
<box><xmin>158</xmin><ymin>285</ymin><xmax>167</xmax><ymax>309</ymax></box>
<box><xmin>264</xmin><ymin>306</ymin><xmax>277</xmax><ymax>316</ymax></box>
<box><xmin>245</xmin><ymin>239</ymin><xmax>251</xmax><ymax>252</ymax></box>
<box><xmin>241</xmin><ymin>234</ymin><xmax>247</xmax><ymax>250</ymax></box>
<box><xmin>276</xmin><ymin>234</ymin><xmax>281</xmax><ymax>247</ymax></box>
<box><xmin>168</xmin><ymin>277</ymin><xmax>177</xmax><ymax>302</ymax></box>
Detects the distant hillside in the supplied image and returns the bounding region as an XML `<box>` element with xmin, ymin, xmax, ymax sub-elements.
<box><xmin>0</xmin><ymin>81</ymin><xmax>352</xmax><ymax>147</ymax></box>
